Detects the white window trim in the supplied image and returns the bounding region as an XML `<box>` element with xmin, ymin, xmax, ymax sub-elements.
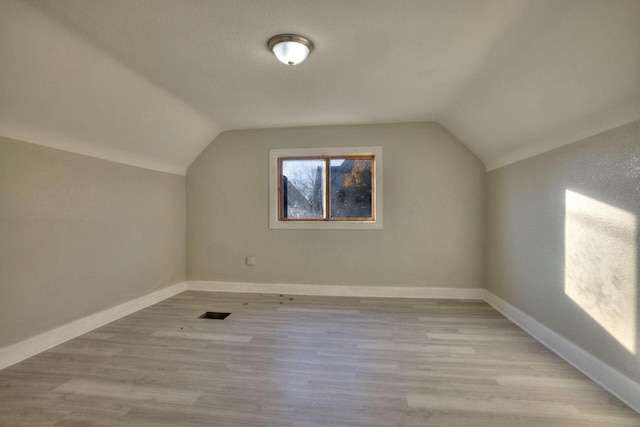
<box><xmin>269</xmin><ymin>146</ymin><xmax>383</xmax><ymax>229</ymax></box>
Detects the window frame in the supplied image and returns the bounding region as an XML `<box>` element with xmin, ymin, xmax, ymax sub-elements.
<box><xmin>269</xmin><ymin>146</ymin><xmax>383</xmax><ymax>230</ymax></box>
<box><xmin>278</xmin><ymin>154</ymin><xmax>375</xmax><ymax>222</ymax></box>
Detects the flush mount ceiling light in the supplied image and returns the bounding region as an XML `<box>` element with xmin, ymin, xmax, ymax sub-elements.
<box><xmin>268</xmin><ymin>34</ymin><xmax>314</xmax><ymax>66</ymax></box>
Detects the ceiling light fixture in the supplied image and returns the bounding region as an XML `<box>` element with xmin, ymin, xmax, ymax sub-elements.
<box><xmin>268</xmin><ymin>34</ymin><xmax>314</xmax><ymax>66</ymax></box>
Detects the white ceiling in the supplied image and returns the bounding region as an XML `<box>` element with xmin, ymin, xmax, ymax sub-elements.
<box><xmin>1</xmin><ymin>0</ymin><xmax>639</xmax><ymax>174</ymax></box>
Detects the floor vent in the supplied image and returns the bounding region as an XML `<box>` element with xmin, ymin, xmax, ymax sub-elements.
<box><xmin>199</xmin><ymin>312</ymin><xmax>231</xmax><ymax>320</ymax></box>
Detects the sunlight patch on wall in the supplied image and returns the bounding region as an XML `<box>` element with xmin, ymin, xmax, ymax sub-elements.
<box><xmin>565</xmin><ymin>190</ymin><xmax>637</xmax><ymax>353</ymax></box>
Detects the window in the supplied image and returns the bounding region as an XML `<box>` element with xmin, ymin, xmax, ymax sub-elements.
<box><xmin>269</xmin><ymin>146</ymin><xmax>382</xmax><ymax>229</ymax></box>
<box><xmin>280</xmin><ymin>155</ymin><xmax>374</xmax><ymax>221</ymax></box>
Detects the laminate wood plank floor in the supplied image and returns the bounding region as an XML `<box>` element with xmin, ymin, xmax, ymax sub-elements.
<box><xmin>1</xmin><ymin>291</ymin><xmax>638</xmax><ymax>426</ymax></box>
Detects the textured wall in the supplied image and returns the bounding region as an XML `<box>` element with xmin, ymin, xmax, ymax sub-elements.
<box><xmin>0</xmin><ymin>137</ymin><xmax>186</xmax><ymax>347</ymax></box>
<box><xmin>187</xmin><ymin>123</ymin><xmax>484</xmax><ymax>288</ymax></box>
<box><xmin>485</xmin><ymin>120</ymin><xmax>640</xmax><ymax>383</ymax></box>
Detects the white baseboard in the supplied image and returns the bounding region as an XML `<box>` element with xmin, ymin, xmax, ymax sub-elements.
<box><xmin>187</xmin><ymin>280</ymin><xmax>485</xmax><ymax>300</ymax></box>
<box><xmin>483</xmin><ymin>290</ymin><xmax>640</xmax><ymax>415</ymax></box>
<box><xmin>0</xmin><ymin>281</ymin><xmax>187</xmax><ymax>371</ymax></box>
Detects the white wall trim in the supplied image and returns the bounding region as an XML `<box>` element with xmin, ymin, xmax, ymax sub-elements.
<box><xmin>187</xmin><ymin>280</ymin><xmax>484</xmax><ymax>299</ymax></box>
<box><xmin>483</xmin><ymin>290</ymin><xmax>640</xmax><ymax>414</ymax></box>
<box><xmin>0</xmin><ymin>281</ymin><xmax>187</xmax><ymax>371</ymax></box>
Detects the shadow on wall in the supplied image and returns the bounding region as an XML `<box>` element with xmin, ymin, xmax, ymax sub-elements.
<box><xmin>564</xmin><ymin>189</ymin><xmax>638</xmax><ymax>355</ymax></box>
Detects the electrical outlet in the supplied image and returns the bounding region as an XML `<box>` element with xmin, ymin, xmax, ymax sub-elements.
<box><xmin>246</xmin><ymin>256</ymin><xmax>255</xmax><ymax>266</ymax></box>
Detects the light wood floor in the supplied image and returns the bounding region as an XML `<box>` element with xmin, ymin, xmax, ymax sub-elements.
<box><xmin>1</xmin><ymin>291</ymin><xmax>639</xmax><ymax>426</ymax></box>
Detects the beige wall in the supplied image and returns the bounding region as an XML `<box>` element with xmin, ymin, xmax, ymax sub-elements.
<box><xmin>485</xmin><ymin>120</ymin><xmax>640</xmax><ymax>383</ymax></box>
<box><xmin>187</xmin><ymin>123</ymin><xmax>485</xmax><ymax>288</ymax></box>
<box><xmin>0</xmin><ymin>137</ymin><xmax>186</xmax><ymax>347</ymax></box>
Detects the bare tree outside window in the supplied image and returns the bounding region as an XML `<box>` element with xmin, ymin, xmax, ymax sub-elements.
<box><xmin>281</xmin><ymin>159</ymin><xmax>325</xmax><ymax>218</ymax></box>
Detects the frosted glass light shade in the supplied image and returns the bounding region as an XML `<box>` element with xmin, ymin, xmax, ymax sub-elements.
<box><xmin>272</xmin><ymin>41</ymin><xmax>309</xmax><ymax>65</ymax></box>
<box><xmin>268</xmin><ymin>34</ymin><xmax>314</xmax><ymax>66</ymax></box>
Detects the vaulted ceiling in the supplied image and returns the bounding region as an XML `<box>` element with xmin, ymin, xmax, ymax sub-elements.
<box><xmin>1</xmin><ymin>0</ymin><xmax>639</xmax><ymax>174</ymax></box>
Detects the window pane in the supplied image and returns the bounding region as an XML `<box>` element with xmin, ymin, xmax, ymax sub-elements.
<box><xmin>330</xmin><ymin>158</ymin><xmax>373</xmax><ymax>219</ymax></box>
<box><xmin>281</xmin><ymin>159</ymin><xmax>326</xmax><ymax>219</ymax></box>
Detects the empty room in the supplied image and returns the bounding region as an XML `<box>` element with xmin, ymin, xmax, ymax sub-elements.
<box><xmin>1</xmin><ymin>0</ymin><xmax>639</xmax><ymax>425</ymax></box>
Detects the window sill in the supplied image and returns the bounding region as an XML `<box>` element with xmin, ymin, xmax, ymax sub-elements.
<box><xmin>269</xmin><ymin>219</ymin><xmax>383</xmax><ymax>230</ymax></box>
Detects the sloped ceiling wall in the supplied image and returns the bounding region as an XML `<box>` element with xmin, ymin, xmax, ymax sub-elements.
<box><xmin>1</xmin><ymin>0</ymin><xmax>639</xmax><ymax>174</ymax></box>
